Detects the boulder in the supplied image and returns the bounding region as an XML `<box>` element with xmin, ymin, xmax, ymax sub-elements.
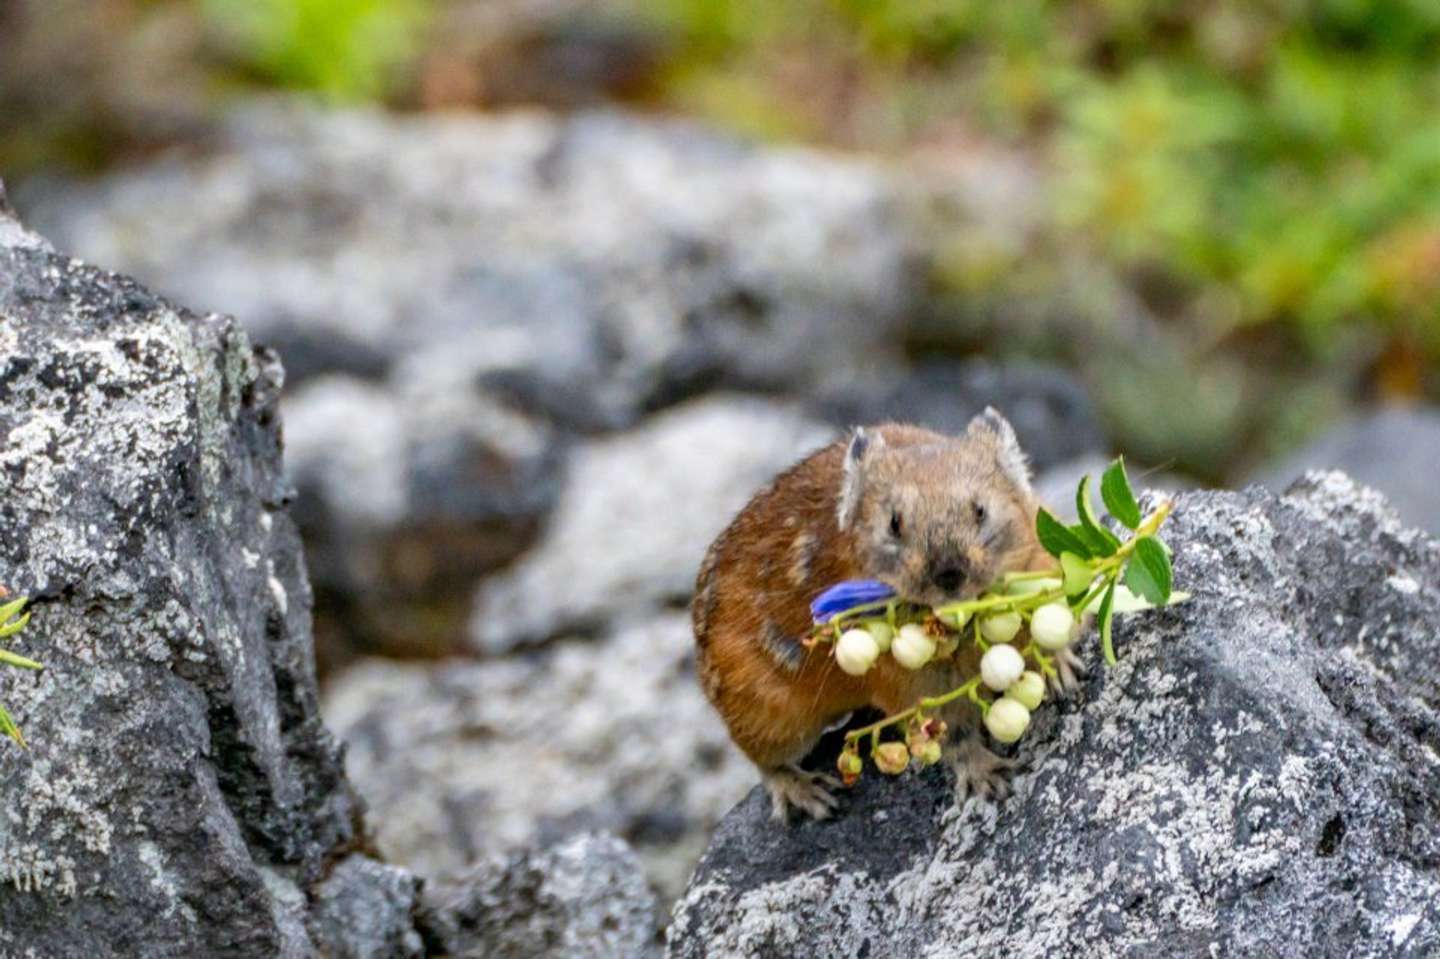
<box><xmin>1255</xmin><ymin>405</ymin><xmax>1440</xmax><ymax>535</ymax></box>
<box><xmin>469</xmin><ymin>395</ymin><xmax>835</xmax><ymax>653</ymax></box>
<box><xmin>417</xmin><ymin>832</ymin><xmax>659</xmax><ymax>959</ymax></box>
<box><xmin>669</xmin><ymin>474</ymin><xmax>1440</xmax><ymax>957</ymax></box>
<box><xmin>0</xmin><ymin>185</ymin><xmax>414</xmax><ymax>953</ymax></box>
<box><xmin>19</xmin><ymin>103</ymin><xmax>920</xmax><ymax>664</ymax></box>
<box><xmin>323</xmin><ymin>613</ymin><xmax>753</xmax><ymax>902</ymax></box>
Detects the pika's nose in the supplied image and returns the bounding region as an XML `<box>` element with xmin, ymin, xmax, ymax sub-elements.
<box><xmin>933</xmin><ymin>565</ymin><xmax>966</xmax><ymax>594</ymax></box>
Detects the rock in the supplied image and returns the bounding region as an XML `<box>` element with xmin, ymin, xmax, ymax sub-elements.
<box><xmin>309</xmin><ymin>857</ymin><xmax>424</xmax><ymax>959</ymax></box>
<box><xmin>813</xmin><ymin>358</ymin><xmax>1106</xmax><ymax>474</ymax></box>
<box><xmin>1255</xmin><ymin>405</ymin><xmax>1440</xmax><ymax>535</ymax></box>
<box><xmin>20</xmin><ymin>102</ymin><xmax>916</xmax><ymax>418</ymax></box>
<box><xmin>19</xmin><ymin>103</ymin><xmax>920</xmax><ymax>664</ymax></box>
<box><xmin>323</xmin><ymin>613</ymin><xmax>753</xmax><ymax>902</ymax></box>
<box><xmin>0</xmin><ymin>188</ymin><xmax>413</xmax><ymax>953</ymax></box>
<box><xmin>282</xmin><ymin>374</ymin><xmax>561</xmax><ymax>669</ymax></box>
<box><xmin>668</xmin><ymin>473</ymin><xmax>1440</xmax><ymax>957</ymax></box>
<box><xmin>470</xmin><ymin>395</ymin><xmax>835</xmax><ymax>652</ymax></box>
<box><xmin>417</xmin><ymin>832</ymin><xmax>659</xmax><ymax>959</ymax></box>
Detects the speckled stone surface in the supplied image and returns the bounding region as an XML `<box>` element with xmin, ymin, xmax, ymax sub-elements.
<box><xmin>0</xmin><ymin>186</ymin><xmax>408</xmax><ymax>955</ymax></box>
<box><xmin>669</xmin><ymin>475</ymin><xmax>1440</xmax><ymax>958</ymax></box>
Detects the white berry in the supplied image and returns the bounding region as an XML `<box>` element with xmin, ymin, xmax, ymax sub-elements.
<box><xmin>980</xmin><ymin>610</ymin><xmax>1022</xmax><ymax>644</ymax></box>
<box><xmin>938</xmin><ymin>607</ymin><xmax>971</xmax><ymax>629</ymax></box>
<box><xmin>1030</xmin><ymin>602</ymin><xmax>1076</xmax><ymax>651</ymax></box>
<box><xmin>984</xmin><ymin>697</ymin><xmax>1031</xmax><ymax>743</ymax></box>
<box><xmin>980</xmin><ymin>643</ymin><xmax>1026</xmax><ymax>691</ymax></box>
<box><xmin>865</xmin><ymin>621</ymin><xmax>895</xmax><ymax>653</ymax></box>
<box><xmin>1008</xmin><ymin>670</ymin><xmax>1046</xmax><ymax>710</ymax></box>
<box><xmin>891</xmin><ymin>623</ymin><xmax>936</xmax><ymax>670</ymax></box>
<box><xmin>835</xmin><ymin>628</ymin><xmax>880</xmax><ymax>676</ymax></box>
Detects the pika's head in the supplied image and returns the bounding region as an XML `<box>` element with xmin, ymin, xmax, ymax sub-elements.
<box><xmin>837</xmin><ymin>408</ymin><xmax>1037</xmax><ymax>606</ymax></box>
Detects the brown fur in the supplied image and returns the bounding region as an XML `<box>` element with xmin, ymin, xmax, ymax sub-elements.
<box><xmin>694</xmin><ymin>415</ymin><xmax>1052</xmax><ymax>772</ymax></box>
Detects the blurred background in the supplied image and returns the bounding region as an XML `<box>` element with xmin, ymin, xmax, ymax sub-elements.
<box><xmin>4</xmin><ymin>0</ymin><xmax>1439</xmax><ymax>911</ymax></box>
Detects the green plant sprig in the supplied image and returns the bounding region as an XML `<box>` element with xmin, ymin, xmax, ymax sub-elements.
<box><xmin>0</xmin><ymin>594</ymin><xmax>41</xmax><ymax>748</ymax></box>
<box><xmin>827</xmin><ymin>457</ymin><xmax>1185</xmax><ymax>783</ymax></box>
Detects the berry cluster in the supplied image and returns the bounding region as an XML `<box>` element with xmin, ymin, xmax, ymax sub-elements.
<box><xmin>812</xmin><ymin>458</ymin><xmax>1184</xmax><ymax>782</ymax></box>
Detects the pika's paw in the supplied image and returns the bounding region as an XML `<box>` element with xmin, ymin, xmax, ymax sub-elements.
<box><xmin>765</xmin><ymin>766</ymin><xmax>842</xmax><ymax>823</ymax></box>
<box><xmin>1047</xmin><ymin>644</ymin><xmax>1088</xmax><ymax>695</ymax></box>
<box><xmin>951</xmin><ymin>735</ymin><xmax>1017</xmax><ymax>802</ymax></box>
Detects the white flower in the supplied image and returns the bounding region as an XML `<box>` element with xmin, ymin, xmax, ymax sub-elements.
<box><xmin>1030</xmin><ymin>602</ymin><xmax>1076</xmax><ymax>651</ymax></box>
<box><xmin>1007</xmin><ymin>670</ymin><xmax>1046</xmax><ymax>710</ymax></box>
<box><xmin>980</xmin><ymin>610</ymin><xmax>1022</xmax><ymax>644</ymax></box>
<box><xmin>865</xmin><ymin>621</ymin><xmax>895</xmax><ymax>653</ymax></box>
<box><xmin>835</xmin><ymin>628</ymin><xmax>880</xmax><ymax>676</ymax></box>
<box><xmin>980</xmin><ymin>643</ymin><xmax>1026</xmax><ymax>691</ymax></box>
<box><xmin>891</xmin><ymin>623</ymin><xmax>936</xmax><ymax>670</ymax></box>
<box><xmin>984</xmin><ymin>697</ymin><xmax>1031</xmax><ymax>743</ymax></box>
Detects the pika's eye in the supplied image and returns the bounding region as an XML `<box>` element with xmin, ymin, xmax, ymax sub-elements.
<box><xmin>973</xmin><ymin>501</ymin><xmax>987</xmax><ymax>524</ymax></box>
<box><xmin>889</xmin><ymin>511</ymin><xmax>903</xmax><ymax>538</ymax></box>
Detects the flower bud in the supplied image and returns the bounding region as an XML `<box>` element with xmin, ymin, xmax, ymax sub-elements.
<box><xmin>1008</xmin><ymin>670</ymin><xmax>1046</xmax><ymax>710</ymax></box>
<box><xmin>891</xmin><ymin>623</ymin><xmax>936</xmax><ymax>670</ymax></box>
<box><xmin>980</xmin><ymin>610</ymin><xmax>1022</xmax><ymax>644</ymax></box>
<box><xmin>914</xmin><ymin>739</ymin><xmax>943</xmax><ymax>765</ymax></box>
<box><xmin>984</xmin><ymin>697</ymin><xmax>1031</xmax><ymax>744</ymax></box>
<box><xmin>1030</xmin><ymin>602</ymin><xmax>1075</xmax><ymax>651</ymax></box>
<box><xmin>864</xmin><ymin>621</ymin><xmax>895</xmax><ymax>653</ymax></box>
<box><xmin>938</xmin><ymin>607</ymin><xmax>971</xmax><ymax>629</ymax></box>
<box><xmin>837</xmin><ymin>749</ymin><xmax>863</xmax><ymax>785</ymax></box>
<box><xmin>835</xmin><ymin>628</ymin><xmax>880</xmax><ymax>676</ymax></box>
<box><xmin>979</xmin><ymin>643</ymin><xmax>1026</xmax><ymax>691</ymax></box>
<box><xmin>874</xmin><ymin>742</ymin><xmax>910</xmax><ymax>775</ymax></box>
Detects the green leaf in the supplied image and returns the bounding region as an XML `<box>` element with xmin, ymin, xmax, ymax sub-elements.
<box><xmin>1060</xmin><ymin>551</ymin><xmax>1094</xmax><ymax>596</ymax></box>
<box><xmin>0</xmin><ymin>702</ymin><xmax>25</xmax><ymax>748</ymax></box>
<box><xmin>1125</xmin><ymin>536</ymin><xmax>1173</xmax><ymax>604</ymax></box>
<box><xmin>0</xmin><ymin>647</ymin><xmax>41</xmax><ymax>670</ymax></box>
<box><xmin>1075</xmin><ymin>475</ymin><xmax>1121</xmax><ymax>556</ymax></box>
<box><xmin>1100</xmin><ymin>458</ymin><xmax>1142</xmax><ymax>530</ymax></box>
<box><xmin>1098</xmin><ymin>579</ymin><xmax>1118</xmax><ymax>666</ymax></box>
<box><xmin>1036</xmin><ymin>508</ymin><xmax>1092</xmax><ymax>560</ymax></box>
<box><xmin>0</xmin><ymin>610</ymin><xmax>30</xmax><ymax>639</ymax></box>
<box><xmin>0</xmin><ymin>597</ymin><xmax>26</xmax><ymax>625</ymax></box>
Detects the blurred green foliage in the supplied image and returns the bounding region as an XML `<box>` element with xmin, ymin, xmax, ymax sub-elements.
<box><xmin>639</xmin><ymin>0</ymin><xmax>1440</xmax><ymax>357</ymax></box>
<box><xmin>201</xmin><ymin>0</ymin><xmax>429</xmax><ymax>100</ymax></box>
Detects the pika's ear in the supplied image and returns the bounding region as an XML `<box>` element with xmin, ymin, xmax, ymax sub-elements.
<box><xmin>837</xmin><ymin>427</ymin><xmax>882</xmax><ymax>529</ymax></box>
<box><xmin>966</xmin><ymin>406</ymin><xmax>1031</xmax><ymax>494</ymax></box>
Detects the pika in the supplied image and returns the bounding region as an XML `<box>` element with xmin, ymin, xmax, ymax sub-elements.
<box><xmin>693</xmin><ymin>408</ymin><xmax>1080</xmax><ymax>821</ymax></box>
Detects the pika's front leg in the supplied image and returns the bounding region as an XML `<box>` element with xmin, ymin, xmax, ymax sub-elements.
<box><xmin>949</xmin><ymin>729</ymin><xmax>1017</xmax><ymax>801</ymax></box>
<box><xmin>762</xmin><ymin>764</ymin><xmax>843</xmax><ymax>823</ymax></box>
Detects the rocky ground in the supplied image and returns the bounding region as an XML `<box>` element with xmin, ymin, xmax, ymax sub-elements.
<box><xmin>6</xmin><ymin>103</ymin><xmax>1440</xmax><ymax>956</ymax></box>
<box><xmin>670</xmin><ymin>474</ymin><xmax>1440</xmax><ymax>958</ymax></box>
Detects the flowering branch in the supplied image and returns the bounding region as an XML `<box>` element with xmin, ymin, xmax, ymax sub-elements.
<box><xmin>810</xmin><ymin>458</ymin><xmax>1186</xmax><ymax>783</ymax></box>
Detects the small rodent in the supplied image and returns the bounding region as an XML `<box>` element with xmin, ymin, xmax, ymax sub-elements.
<box><xmin>693</xmin><ymin>408</ymin><xmax>1081</xmax><ymax>821</ymax></box>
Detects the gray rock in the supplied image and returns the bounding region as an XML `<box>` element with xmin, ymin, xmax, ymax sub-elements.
<box><xmin>282</xmin><ymin>374</ymin><xmax>561</xmax><ymax>668</ymax></box>
<box><xmin>19</xmin><ymin>103</ymin><xmax>916</xmax><ymax>418</ymax></box>
<box><xmin>309</xmin><ymin>856</ymin><xmax>424</xmax><ymax>959</ymax></box>
<box><xmin>417</xmin><ymin>832</ymin><xmax>659</xmax><ymax>959</ymax></box>
<box><xmin>19</xmin><ymin>103</ymin><xmax>920</xmax><ymax>664</ymax></box>
<box><xmin>323</xmin><ymin>613</ymin><xmax>753</xmax><ymax>903</ymax></box>
<box><xmin>814</xmin><ymin>358</ymin><xmax>1106</xmax><ymax>473</ymax></box>
<box><xmin>0</xmin><ymin>188</ymin><xmax>412</xmax><ymax>954</ymax></box>
<box><xmin>470</xmin><ymin>395</ymin><xmax>835</xmax><ymax>652</ymax></box>
<box><xmin>668</xmin><ymin>473</ymin><xmax>1440</xmax><ymax>958</ymax></box>
<box><xmin>1256</xmin><ymin>405</ymin><xmax>1440</xmax><ymax>534</ymax></box>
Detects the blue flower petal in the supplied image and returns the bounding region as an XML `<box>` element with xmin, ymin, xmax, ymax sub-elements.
<box><xmin>810</xmin><ymin>579</ymin><xmax>897</xmax><ymax>624</ymax></box>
